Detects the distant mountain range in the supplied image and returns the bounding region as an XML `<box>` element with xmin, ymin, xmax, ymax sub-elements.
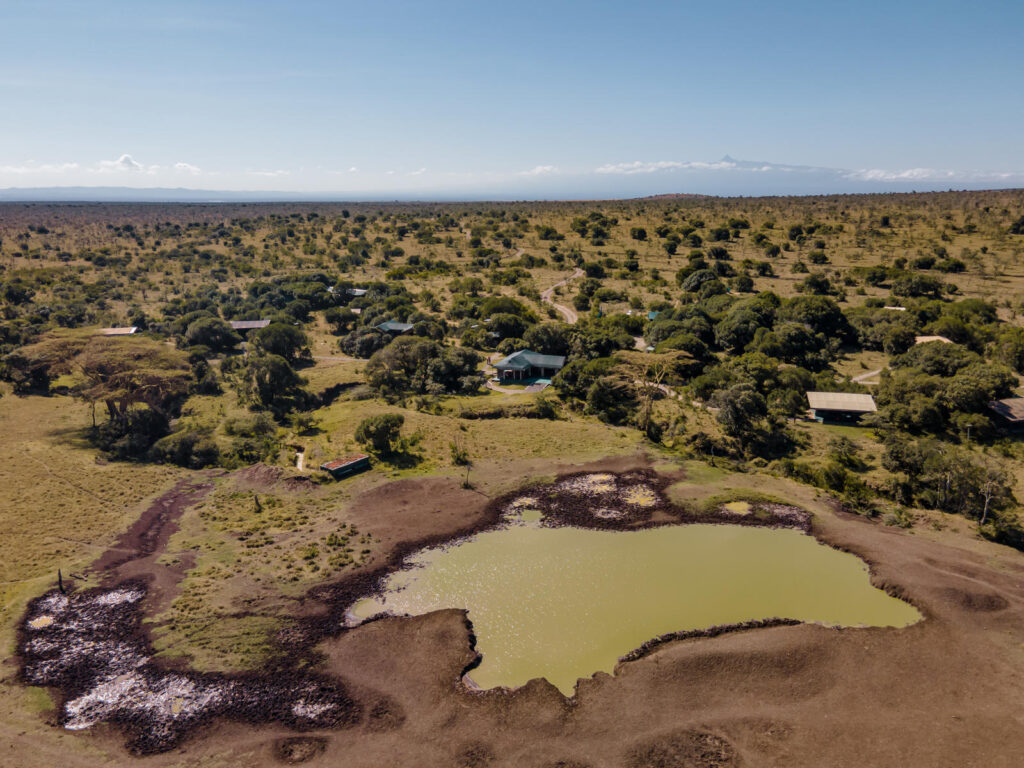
<box><xmin>0</xmin><ymin>155</ymin><xmax>1021</xmax><ymax>202</ymax></box>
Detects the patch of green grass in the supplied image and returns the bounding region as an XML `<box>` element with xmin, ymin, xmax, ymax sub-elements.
<box><xmin>697</xmin><ymin>490</ymin><xmax>788</xmax><ymax>513</ymax></box>
<box><xmin>679</xmin><ymin>460</ymin><xmax>731</xmax><ymax>484</ymax></box>
<box><xmin>20</xmin><ymin>686</ymin><xmax>55</xmax><ymax>714</ymax></box>
<box><xmin>151</xmin><ymin>613</ymin><xmax>283</xmax><ymax>673</ymax></box>
<box><xmin>817</xmin><ymin>423</ymin><xmax>876</xmax><ymax>440</ymax></box>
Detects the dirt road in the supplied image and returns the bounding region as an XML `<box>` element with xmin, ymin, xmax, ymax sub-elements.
<box><xmin>541</xmin><ymin>268</ymin><xmax>584</xmax><ymax>323</ymax></box>
<box><xmin>852</xmin><ymin>367</ymin><xmax>884</xmax><ymax>383</ymax></box>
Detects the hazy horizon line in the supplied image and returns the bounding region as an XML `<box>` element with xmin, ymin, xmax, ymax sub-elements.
<box><xmin>0</xmin><ymin>184</ymin><xmax>1022</xmax><ymax>205</ymax></box>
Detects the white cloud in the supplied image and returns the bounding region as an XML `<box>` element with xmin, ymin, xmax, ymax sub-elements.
<box><xmin>98</xmin><ymin>153</ymin><xmax>145</xmax><ymax>173</ymax></box>
<box><xmin>248</xmin><ymin>169</ymin><xmax>289</xmax><ymax>177</ymax></box>
<box><xmin>595</xmin><ymin>160</ymin><xmax>684</xmax><ymax>174</ymax></box>
<box><xmin>0</xmin><ymin>161</ymin><xmax>79</xmax><ymax>174</ymax></box>
<box><xmin>0</xmin><ymin>155</ymin><xmax>207</xmax><ymax>181</ymax></box>
<box><xmin>518</xmin><ymin>165</ymin><xmax>559</xmax><ymax>176</ymax></box>
<box><xmin>594</xmin><ymin>159</ymin><xmax>740</xmax><ymax>175</ymax></box>
<box><xmin>409</xmin><ymin>167</ymin><xmax>427</xmax><ymax>176</ymax></box>
<box><xmin>842</xmin><ymin>167</ymin><xmax>1015</xmax><ymax>183</ymax></box>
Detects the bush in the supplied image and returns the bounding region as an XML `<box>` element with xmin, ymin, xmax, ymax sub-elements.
<box><xmin>184</xmin><ymin>317</ymin><xmax>240</xmax><ymax>353</ymax></box>
<box><xmin>339</xmin><ymin>327</ymin><xmax>391</xmax><ymax>358</ymax></box>
<box><xmin>252</xmin><ymin>322</ymin><xmax>310</xmax><ymax>362</ymax></box>
<box><xmin>224</xmin><ymin>412</ymin><xmax>278</xmax><ymax>437</ymax></box>
<box><xmin>355</xmin><ymin>413</ymin><xmax>404</xmax><ymax>455</ymax></box>
<box><xmin>149</xmin><ymin>430</ymin><xmax>220</xmax><ymax>468</ymax></box>
<box><xmin>90</xmin><ymin>408</ymin><xmax>169</xmax><ymax>461</ymax></box>
<box><xmin>366</xmin><ymin>336</ymin><xmax>481</xmax><ymax>397</ymax></box>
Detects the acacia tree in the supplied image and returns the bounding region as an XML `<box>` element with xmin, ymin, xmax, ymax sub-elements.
<box><xmin>5</xmin><ymin>333</ymin><xmax>192</xmax><ymax>425</ymax></box>
<box><xmin>75</xmin><ymin>337</ymin><xmax>193</xmax><ymax>424</ymax></box>
<box><xmin>2</xmin><ymin>333</ymin><xmax>85</xmax><ymax>393</ymax></box>
<box><xmin>612</xmin><ymin>350</ymin><xmax>689</xmax><ymax>438</ymax></box>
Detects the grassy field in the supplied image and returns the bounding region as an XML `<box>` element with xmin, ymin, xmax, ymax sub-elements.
<box><xmin>0</xmin><ymin>389</ymin><xmax>185</xmax><ymax>647</ymax></box>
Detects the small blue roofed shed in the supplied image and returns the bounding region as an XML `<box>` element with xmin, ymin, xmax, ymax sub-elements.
<box><xmin>375</xmin><ymin>321</ymin><xmax>414</xmax><ymax>334</ymax></box>
<box><xmin>494</xmin><ymin>349</ymin><xmax>566</xmax><ymax>381</ymax></box>
<box><xmin>321</xmin><ymin>454</ymin><xmax>371</xmax><ymax>479</ymax></box>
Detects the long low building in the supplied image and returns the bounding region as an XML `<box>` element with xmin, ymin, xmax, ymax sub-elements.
<box><xmin>988</xmin><ymin>397</ymin><xmax>1024</xmax><ymax>429</ymax></box>
<box><xmin>495</xmin><ymin>349</ymin><xmax>566</xmax><ymax>381</ymax></box>
<box><xmin>321</xmin><ymin>454</ymin><xmax>371</xmax><ymax>479</ymax></box>
<box><xmin>806</xmin><ymin>391</ymin><xmax>877</xmax><ymax>423</ymax></box>
<box><xmin>229</xmin><ymin>319</ymin><xmax>270</xmax><ymax>332</ymax></box>
<box><xmin>96</xmin><ymin>326</ymin><xmax>138</xmax><ymax>336</ymax></box>
<box><xmin>376</xmin><ymin>321</ymin><xmax>414</xmax><ymax>334</ymax></box>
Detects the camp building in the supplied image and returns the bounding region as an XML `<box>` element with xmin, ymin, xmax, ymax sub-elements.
<box><xmin>229</xmin><ymin>319</ymin><xmax>271</xmax><ymax>333</ymax></box>
<box><xmin>376</xmin><ymin>321</ymin><xmax>414</xmax><ymax>335</ymax></box>
<box><xmin>494</xmin><ymin>349</ymin><xmax>566</xmax><ymax>381</ymax></box>
<box><xmin>97</xmin><ymin>326</ymin><xmax>138</xmax><ymax>336</ymax></box>
<box><xmin>806</xmin><ymin>391</ymin><xmax>877</xmax><ymax>423</ymax></box>
<box><xmin>988</xmin><ymin>397</ymin><xmax>1024</xmax><ymax>430</ymax></box>
<box><xmin>320</xmin><ymin>454</ymin><xmax>371</xmax><ymax>479</ymax></box>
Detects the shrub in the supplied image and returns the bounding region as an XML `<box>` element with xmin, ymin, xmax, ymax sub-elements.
<box><xmin>149</xmin><ymin>430</ymin><xmax>220</xmax><ymax>468</ymax></box>
<box><xmin>355</xmin><ymin>413</ymin><xmax>405</xmax><ymax>455</ymax></box>
<box><xmin>224</xmin><ymin>412</ymin><xmax>277</xmax><ymax>437</ymax></box>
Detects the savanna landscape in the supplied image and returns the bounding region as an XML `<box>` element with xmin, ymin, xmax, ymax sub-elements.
<box><xmin>2</xmin><ymin>191</ymin><xmax>1024</xmax><ymax>766</ymax></box>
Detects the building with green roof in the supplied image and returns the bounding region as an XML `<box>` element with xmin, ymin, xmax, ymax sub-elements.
<box><xmin>494</xmin><ymin>349</ymin><xmax>566</xmax><ymax>381</ymax></box>
<box><xmin>375</xmin><ymin>320</ymin><xmax>414</xmax><ymax>334</ymax></box>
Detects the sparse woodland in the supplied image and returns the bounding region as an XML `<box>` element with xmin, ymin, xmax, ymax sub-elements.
<box><xmin>3</xmin><ymin>190</ymin><xmax>1024</xmax><ymax>548</ymax></box>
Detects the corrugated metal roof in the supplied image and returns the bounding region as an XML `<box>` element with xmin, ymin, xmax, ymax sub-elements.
<box><xmin>321</xmin><ymin>454</ymin><xmax>370</xmax><ymax>471</ymax></box>
<box><xmin>914</xmin><ymin>335</ymin><xmax>952</xmax><ymax>345</ymax></box>
<box><xmin>806</xmin><ymin>391</ymin><xmax>877</xmax><ymax>413</ymax></box>
<box><xmin>494</xmin><ymin>349</ymin><xmax>566</xmax><ymax>370</ymax></box>
<box><xmin>988</xmin><ymin>398</ymin><xmax>1024</xmax><ymax>423</ymax></box>
<box><xmin>229</xmin><ymin>319</ymin><xmax>270</xmax><ymax>330</ymax></box>
<box><xmin>376</xmin><ymin>321</ymin><xmax>414</xmax><ymax>333</ymax></box>
<box><xmin>97</xmin><ymin>326</ymin><xmax>138</xmax><ymax>336</ymax></box>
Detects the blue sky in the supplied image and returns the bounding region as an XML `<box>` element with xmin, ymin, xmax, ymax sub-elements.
<box><xmin>1</xmin><ymin>0</ymin><xmax>1022</xmax><ymax>198</ymax></box>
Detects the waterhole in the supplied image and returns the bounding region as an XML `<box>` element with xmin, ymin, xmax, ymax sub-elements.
<box><xmin>349</xmin><ymin>522</ymin><xmax>920</xmax><ymax>695</ymax></box>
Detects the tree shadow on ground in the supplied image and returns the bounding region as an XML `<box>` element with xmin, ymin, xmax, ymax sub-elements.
<box><xmin>378</xmin><ymin>449</ymin><xmax>423</xmax><ymax>469</ymax></box>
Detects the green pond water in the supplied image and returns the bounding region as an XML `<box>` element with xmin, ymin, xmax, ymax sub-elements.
<box><xmin>349</xmin><ymin>522</ymin><xmax>920</xmax><ymax>695</ymax></box>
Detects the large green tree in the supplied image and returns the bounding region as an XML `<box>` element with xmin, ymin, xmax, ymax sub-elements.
<box><xmin>252</xmin><ymin>322</ymin><xmax>310</xmax><ymax>363</ymax></box>
<box><xmin>355</xmin><ymin>413</ymin><xmax>405</xmax><ymax>455</ymax></box>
